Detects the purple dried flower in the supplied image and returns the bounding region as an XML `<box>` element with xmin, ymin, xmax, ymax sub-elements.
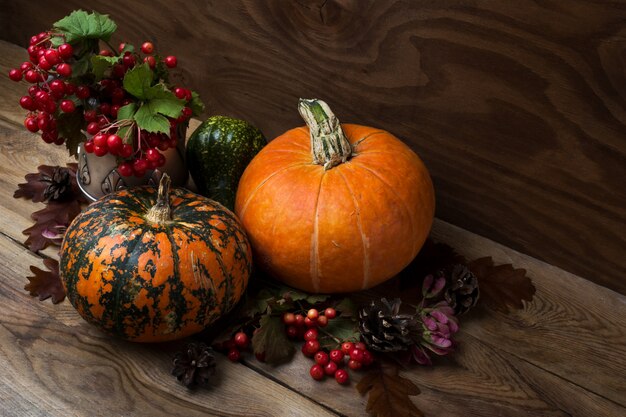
<box><xmin>422</xmin><ymin>272</ymin><xmax>447</xmax><ymax>299</ymax></box>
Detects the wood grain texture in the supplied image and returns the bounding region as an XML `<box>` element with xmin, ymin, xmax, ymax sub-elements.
<box><xmin>2</xmin><ymin>1</ymin><xmax>625</xmax><ymax>293</ymax></box>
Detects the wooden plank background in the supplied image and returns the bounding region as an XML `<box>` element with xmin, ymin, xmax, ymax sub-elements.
<box><xmin>1</xmin><ymin>0</ymin><xmax>625</xmax><ymax>295</ymax></box>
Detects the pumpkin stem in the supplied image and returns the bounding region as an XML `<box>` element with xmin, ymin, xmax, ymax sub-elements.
<box><xmin>146</xmin><ymin>173</ymin><xmax>172</xmax><ymax>223</ymax></box>
<box><xmin>298</xmin><ymin>98</ymin><xmax>352</xmax><ymax>170</ymax></box>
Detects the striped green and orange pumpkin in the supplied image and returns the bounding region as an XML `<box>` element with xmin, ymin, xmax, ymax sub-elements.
<box><xmin>60</xmin><ymin>174</ymin><xmax>252</xmax><ymax>342</ymax></box>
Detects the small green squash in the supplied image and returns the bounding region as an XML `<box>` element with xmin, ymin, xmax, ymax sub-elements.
<box><xmin>186</xmin><ymin>116</ymin><xmax>266</xmax><ymax>210</ymax></box>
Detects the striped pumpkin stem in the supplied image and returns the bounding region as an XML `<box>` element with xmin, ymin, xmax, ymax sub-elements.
<box><xmin>298</xmin><ymin>98</ymin><xmax>352</xmax><ymax>170</ymax></box>
<box><xmin>146</xmin><ymin>173</ymin><xmax>172</xmax><ymax>223</ymax></box>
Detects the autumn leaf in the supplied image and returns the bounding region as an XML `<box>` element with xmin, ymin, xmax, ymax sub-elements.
<box><xmin>23</xmin><ymin>200</ymin><xmax>83</xmax><ymax>252</ymax></box>
<box><xmin>251</xmin><ymin>315</ymin><xmax>295</xmax><ymax>365</ymax></box>
<box><xmin>14</xmin><ymin>164</ymin><xmax>84</xmax><ymax>203</ymax></box>
<box><xmin>357</xmin><ymin>362</ymin><xmax>423</xmax><ymax>417</ymax></box>
<box><xmin>25</xmin><ymin>259</ymin><xmax>65</xmax><ymax>303</ymax></box>
<box><xmin>468</xmin><ymin>257</ymin><xmax>535</xmax><ymax>312</ymax></box>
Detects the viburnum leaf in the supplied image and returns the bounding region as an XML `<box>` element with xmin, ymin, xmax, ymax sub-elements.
<box><xmin>123</xmin><ymin>63</ymin><xmax>153</xmax><ymax>100</ymax></box>
<box><xmin>57</xmin><ymin>111</ymin><xmax>86</xmax><ymax>157</ymax></box>
<box><xmin>251</xmin><ymin>315</ymin><xmax>295</xmax><ymax>365</ymax></box>
<box><xmin>189</xmin><ymin>91</ymin><xmax>205</xmax><ymax>115</ymax></box>
<box><xmin>318</xmin><ymin>316</ymin><xmax>359</xmax><ymax>350</ymax></box>
<box><xmin>24</xmin><ymin>201</ymin><xmax>83</xmax><ymax>252</ymax></box>
<box><xmin>91</xmin><ymin>54</ymin><xmax>120</xmax><ymax>80</ymax></box>
<box><xmin>357</xmin><ymin>362</ymin><xmax>423</xmax><ymax>417</ymax></box>
<box><xmin>25</xmin><ymin>259</ymin><xmax>65</xmax><ymax>304</ymax></box>
<box><xmin>117</xmin><ymin>103</ymin><xmax>137</xmax><ymax>121</ymax></box>
<box><xmin>53</xmin><ymin>10</ymin><xmax>117</xmax><ymax>43</ymax></box>
<box><xmin>468</xmin><ymin>257</ymin><xmax>535</xmax><ymax>312</ymax></box>
<box><xmin>134</xmin><ymin>102</ymin><xmax>170</xmax><ymax>134</ymax></box>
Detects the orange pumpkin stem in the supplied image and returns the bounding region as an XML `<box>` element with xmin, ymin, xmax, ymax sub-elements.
<box><xmin>298</xmin><ymin>98</ymin><xmax>352</xmax><ymax>170</ymax></box>
<box><xmin>146</xmin><ymin>173</ymin><xmax>172</xmax><ymax>223</ymax></box>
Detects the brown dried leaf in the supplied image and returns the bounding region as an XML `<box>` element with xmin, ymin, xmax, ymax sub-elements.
<box><xmin>468</xmin><ymin>257</ymin><xmax>536</xmax><ymax>313</ymax></box>
<box><xmin>357</xmin><ymin>362</ymin><xmax>423</xmax><ymax>417</ymax></box>
<box><xmin>23</xmin><ymin>200</ymin><xmax>83</xmax><ymax>252</ymax></box>
<box><xmin>25</xmin><ymin>258</ymin><xmax>65</xmax><ymax>303</ymax></box>
<box><xmin>251</xmin><ymin>315</ymin><xmax>295</xmax><ymax>365</ymax></box>
<box><xmin>14</xmin><ymin>164</ymin><xmax>84</xmax><ymax>203</ymax></box>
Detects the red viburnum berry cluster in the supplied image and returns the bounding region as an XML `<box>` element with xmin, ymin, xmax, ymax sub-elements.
<box><xmin>284</xmin><ymin>308</ymin><xmax>374</xmax><ymax>385</ymax></box>
<box><xmin>9</xmin><ymin>33</ymin><xmax>195</xmax><ymax>178</ymax></box>
<box><xmin>214</xmin><ymin>331</ymin><xmax>260</xmax><ymax>363</ymax></box>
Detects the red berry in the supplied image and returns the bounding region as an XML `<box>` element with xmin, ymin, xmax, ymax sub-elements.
<box><xmin>37</xmin><ymin>115</ymin><xmax>50</xmax><ymax>131</ymax></box>
<box><xmin>76</xmin><ymin>85</ymin><xmax>90</xmax><ymax>99</ymax></box>
<box><xmin>86</xmin><ymin>122</ymin><xmax>100</xmax><ymax>135</ymax></box>
<box><xmin>118</xmin><ymin>162</ymin><xmax>133</xmax><ymax>177</ymax></box>
<box><xmin>362</xmin><ymin>350</ymin><xmax>374</xmax><ymax>366</ymax></box>
<box><xmin>120</xmin><ymin>144</ymin><xmax>134</xmax><ymax>158</ymax></box>
<box><xmin>350</xmin><ymin>348</ymin><xmax>364</xmax><ymax>363</ymax></box>
<box><xmin>99</xmin><ymin>49</ymin><xmax>114</xmax><ymax>57</ymax></box>
<box><xmin>24</xmin><ymin>117</ymin><xmax>38</xmax><ymax>132</ymax></box>
<box><xmin>329</xmin><ymin>349</ymin><xmax>344</xmax><ymax>363</ymax></box>
<box><xmin>314</xmin><ymin>351</ymin><xmax>329</xmax><ymax>366</ymax></box>
<box><xmin>64</xmin><ymin>82</ymin><xmax>76</xmax><ymax>95</ymax></box>
<box><xmin>348</xmin><ymin>359</ymin><xmax>362</xmax><ymax>371</ymax></box>
<box><xmin>19</xmin><ymin>96</ymin><xmax>35</xmax><ymax>110</ymax></box>
<box><xmin>93</xmin><ymin>133</ymin><xmax>107</xmax><ymax>147</ymax></box>
<box><xmin>181</xmin><ymin>106</ymin><xmax>193</xmax><ymax>119</ymax></box>
<box><xmin>324</xmin><ymin>308</ymin><xmax>337</xmax><ymax>319</ymax></box>
<box><xmin>44</xmin><ymin>49</ymin><xmax>60</xmax><ymax>65</ymax></box>
<box><xmin>140</xmin><ymin>42</ymin><xmax>154</xmax><ymax>54</ymax></box>
<box><xmin>234</xmin><ymin>332</ymin><xmax>249</xmax><ymax>349</ymax></box>
<box><xmin>112</xmin><ymin>64</ymin><xmax>126</xmax><ymax>79</ymax></box>
<box><xmin>111</xmin><ymin>88</ymin><xmax>126</xmax><ymax>104</ymax></box>
<box><xmin>304</xmin><ymin>317</ymin><xmax>317</xmax><ymax>328</ymax></box>
<box><xmin>294</xmin><ymin>314</ymin><xmax>305</xmax><ymax>327</ymax></box>
<box><xmin>143</xmin><ymin>56</ymin><xmax>156</xmax><ymax>68</ymax></box>
<box><xmin>227</xmin><ymin>348</ymin><xmax>241</xmax><ymax>362</ymax></box>
<box><xmin>341</xmin><ymin>342</ymin><xmax>354</xmax><ymax>355</ymax></box>
<box><xmin>122</xmin><ymin>52</ymin><xmax>136</xmax><ymax>68</ymax></box>
<box><xmin>83</xmin><ymin>140</ymin><xmax>95</xmax><ymax>153</ymax></box>
<box><xmin>83</xmin><ymin>109</ymin><xmax>97</xmax><ymax>122</ymax></box>
<box><xmin>282</xmin><ymin>312</ymin><xmax>296</xmax><ymax>325</ymax></box>
<box><xmin>41</xmin><ymin>132</ymin><xmax>55</xmax><ymax>144</ymax></box>
<box><xmin>335</xmin><ymin>369</ymin><xmax>349</xmax><ymax>384</ymax></box>
<box><xmin>324</xmin><ymin>361</ymin><xmax>338</xmax><ymax>376</ymax></box>
<box><xmin>20</xmin><ymin>62</ymin><xmax>33</xmax><ymax>71</ymax></box>
<box><xmin>56</xmin><ymin>63</ymin><xmax>72</xmax><ymax>77</ymax></box>
<box><xmin>133</xmin><ymin>158</ymin><xmax>149</xmax><ymax>175</ymax></box>
<box><xmin>38</xmin><ymin>56</ymin><xmax>53</xmax><ymax>71</ymax></box>
<box><xmin>107</xmin><ymin>135</ymin><xmax>123</xmax><ymax>154</ymax></box>
<box><xmin>117</xmin><ymin>43</ymin><xmax>127</xmax><ymax>53</ymax></box>
<box><xmin>44</xmin><ymin>100</ymin><xmax>57</xmax><ymax>114</ymax></box>
<box><xmin>164</xmin><ymin>55</ymin><xmax>177</xmax><ymax>68</ymax></box>
<box><xmin>286</xmin><ymin>325</ymin><xmax>298</xmax><ymax>339</ymax></box>
<box><xmin>310</xmin><ymin>364</ymin><xmax>324</xmax><ymax>381</ymax></box>
<box><xmin>53</xmin><ymin>136</ymin><xmax>65</xmax><ymax>146</ymax></box>
<box><xmin>307</xmin><ymin>309</ymin><xmax>319</xmax><ymax>320</ymax></box>
<box><xmin>8</xmin><ymin>68</ymin><xmax>22</xmax><ymax>81</ymax></box>
<box><xmin>304</xmin><ymin>340</ymin><xmax>320</xmax><ymax>355</ymax></box>
<box><xmin>58</xmin><ymin>44</ymin><xmax>73</xmax><ymax>59</ymax></box>
<box><xmin>110</xmin><ymin>104</ymin><xmax>121</xmax><ymax>118</ymax></box>
<box><xmin>60</xmin><ymin>100</ymin><xmax>75</xmax><ymax>113</ymax></box>
<box><xmin>49</xmin><ymin>79</ymin><xmax>66</xmax><ymax>96</ymax></box>
<box><xmin>24</xmin><ymin>70</ymin><xmax>40</xmax><ymax>83</ymax></box>
<box><xmin>317</xmin><ymin>316</ymin><xmax>328</xmax><ymax>327</ymax></box>
<box><xmin>354</xmin><ymin>342</ymin><xmax>367</xmax><ymax>351</ymax></box>
<box><xmin>303</xmin><ymin>328</ymin><xmax>318</xmax><ymax>341</ymax></box>
<box><xmin>156</xmin><ymin>153</ymin><xmax>166</xmax><ymax>167</ymax></box>
<box><xmin>94</xmin><ymin>145</ymin><xmax>108</xmax><ymax>157</ymax></box>
<box><xmin>174</xmin><ymin>87</ymin><xmax>186</xmax><ymax>99</ymax></box>
<box><xmin>98</xmin><ymin>103</ymin><xmax>111</xmax><ymax>116</ymax></box>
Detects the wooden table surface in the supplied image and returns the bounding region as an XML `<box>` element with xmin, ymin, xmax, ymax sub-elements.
<box><xmin>0</xmin><ymin>40</ymin><xmax>624</xmax><ymax>417</ymax></box>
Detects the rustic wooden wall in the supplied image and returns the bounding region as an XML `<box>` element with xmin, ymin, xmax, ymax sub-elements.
<box><xmin>2</xmin><ymin>0</ymin><xmax>626</xmax><ymax>294</ymax></box>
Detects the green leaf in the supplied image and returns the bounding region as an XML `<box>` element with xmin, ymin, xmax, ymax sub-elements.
<box><xmin>306</xmin><ymin>294</ymin><xmax>332</xmax><ymax>304</ymax></box>
<box><xmin>145</xmin><ymin>85</ymin><xmax>185</xmax><ymax>118</ymax></box>
<box><xmin>335</xmin><ymin>297</ymin><xmax>357</xmax><ymax>317</ymax></box>
<box><xmin>123</xmin><ymin>63</ymin><xmax>153</xmax><ymax>99</ymax></box>
<box><xmin>134</xmin><ymin>103</ymin><xmax>170</xmax><ymax>134</ymax></box>
<box><xmin>57</xmin><ymin>111</ymin><xmax>86</xmax><ymax>157</ymax></box>
<box><xmin>50</xmin><ymin>36</ymin><xmax>65</xmax><ymax>48</ymax></box>
<box><xmin>91</xmin><ymin>55</ymin><xmax>120</xmax><ymax>80</ymax></box>
<box><xmin>119</xmin><ymin>43</ymin><xmax>135</xmax><ymax>54</ymax></box>
<box><xmin>318</xmin><ymin>316</ymin><xmax>360</xmax><ymax>350</ymax></box>
<box><xmin>251</xmin><ymin>315</ymin><xmax>295</xmax><ymax>365</ymax></box>
<box><xmin>53</xmin><ymin>10</ymin><xmax>117</xmax><ymax>43</ymax></box>
<box><xmin>189</xmin><ymin>91</ymin><xmax>205</xmax><ymax>115</ymax></box>
<box><xmin>117</xmin><ymin>103</ymin><xmax>137</xmax><ymax>121</ymax></box>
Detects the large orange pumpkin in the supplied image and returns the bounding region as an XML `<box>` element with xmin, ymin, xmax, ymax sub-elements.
<box><xmin>235</xmin><ymin>99</ymin><xmax>435</xmax><ymax>293</ymax></box>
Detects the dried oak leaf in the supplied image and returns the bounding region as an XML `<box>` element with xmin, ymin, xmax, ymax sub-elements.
<box><xmin>23</xmin><ymin>200</ymin><xmax>83</xmax><ymax>252</ymax></box>
<box><xmin>25</xmin><ymin>258</ymin><xmax>65</xmax><ymax>304</ymax></box>
<box><xmin>357</xmin><ymin>362</ymin><xmax>423</xmax><ymax>417</ymax></box>
<box><xmin>468</xmin><ymin>257</ymin><xmax>535</xmax><ymax>313</ymax></box>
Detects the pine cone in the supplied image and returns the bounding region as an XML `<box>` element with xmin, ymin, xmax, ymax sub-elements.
<box><xmin>358</xmin><ymin>298</ymin><xmax>417</xmax><ymax>352</ymax></box>
<box><xmin>444</xmin><ymin>264</ymin><xmax>479</xmax><ymax>315</ymax></box>
<box><xmin>42</xmin><ymin>167</ymin><xmax>71</xmax><ymax>201</ymax></box>
<box><xmin>172</xmin><ymin>342</ymin><xmax>216</xmax><ymax>387</ymax></box>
